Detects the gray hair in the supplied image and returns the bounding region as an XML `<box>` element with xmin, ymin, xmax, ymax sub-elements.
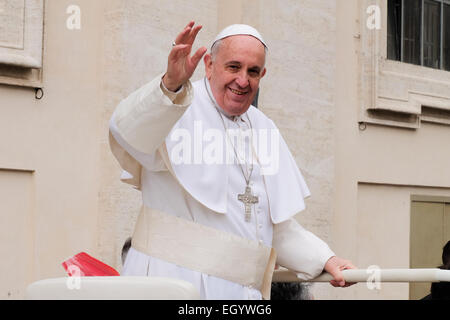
<box><xmin>210</xmin><ymin>39</ymin><xmax>223</xmax><ymax>62</ymax></box>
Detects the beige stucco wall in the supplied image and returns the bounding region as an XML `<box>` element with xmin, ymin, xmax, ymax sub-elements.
<box><xmin>0</xmin><ymin>0</ymin><xmax>105</xmax><ymax>298</ymax></box>
<box><xmin>1</xmin><ymin>0</ymin><xmax>449</xmax><ymax>300</ymax></box>
<box><xmin>328</xmin><ymin>0</ymin><xmax>450</xmax><ymax>300</ymax></box>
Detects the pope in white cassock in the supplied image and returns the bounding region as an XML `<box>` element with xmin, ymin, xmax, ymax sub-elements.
<box><xmin>109</xmin><ymin>22</ymin><xmax>355</xmax><ymax>300</ymax></box>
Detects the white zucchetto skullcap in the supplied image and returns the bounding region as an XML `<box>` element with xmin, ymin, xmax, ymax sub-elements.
<box><xmin>212</xmin><ymin>24</ymin><xmax>268</xmax><ymax>49</ymax></box>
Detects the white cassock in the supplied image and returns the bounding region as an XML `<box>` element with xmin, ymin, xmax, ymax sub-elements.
<box><xmin>109</xmin><ymin>74</ymin><xmax>335</xmax><ymax>300</ymax></box>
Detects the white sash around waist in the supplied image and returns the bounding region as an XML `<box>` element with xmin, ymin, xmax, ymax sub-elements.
<box><xmin>132</xmin><ymin>206</ymin><xmax>277</xmax><ymax>300</ymax></box>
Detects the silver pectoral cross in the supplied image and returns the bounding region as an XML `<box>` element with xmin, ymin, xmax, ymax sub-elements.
<box><xmin>238</xmin><ymin>185</ymin><xmax>259</xmax><ymax>222</ymax></box>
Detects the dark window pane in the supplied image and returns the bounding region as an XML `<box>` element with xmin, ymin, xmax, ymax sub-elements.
<box><xmin>388</xmin><ymin>0</ymin><xmax>402</xmax><ymax>60</ymax></box>
<box><xmin>423</xmin><ymin>0</ymin><xmax>441</xmax><ymax>69</ymax></box>
<box><xmin>403</xmin><ymin>0</ymin><xmax>422</xmax><ymax>65</ymax></box>
<box><xmin>444</xmin><ymin>3</ymin><xmax>450</xmax><ymax>71</ymax></box>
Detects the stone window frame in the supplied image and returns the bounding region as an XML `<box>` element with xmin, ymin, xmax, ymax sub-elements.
<box><xmin>359</xmin><ymin>0</ymin><xmax>450</xmax><ymax>129</ymax></box>
<box><xmin>0</xmin><ymin>0</ymin><xmax>45</xmax><ymax>89</ymax></box>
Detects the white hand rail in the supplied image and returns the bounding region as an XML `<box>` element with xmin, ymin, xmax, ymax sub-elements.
<box><xmin>273</xmin><ymin>268</ymin><xmax>450</xmax><ymax>283</ymax></box>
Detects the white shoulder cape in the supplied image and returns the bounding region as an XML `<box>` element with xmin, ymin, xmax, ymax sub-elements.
<box><xmin>164</xmin><ymin>79</ymin><xmax>311</xmax><ymax>224</ymax></box>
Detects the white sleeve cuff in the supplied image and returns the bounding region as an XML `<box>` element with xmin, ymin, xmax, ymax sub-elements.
<box><xmin>160</xmin><ymin>77</ymin><xmax>185</xmax><ymax>102</ymax></box>
<box><xmin>273</xmin><ymin>218</ymin><xmax>336</xmax><ymax>281</ymax></box>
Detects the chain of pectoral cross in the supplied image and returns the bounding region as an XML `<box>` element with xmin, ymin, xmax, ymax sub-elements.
<box><xmin>204</xmin><ymin>77</ymin><xmax>259</xmax><ymax>223</ymax></box>
<box><xmin>231</xmin><ymin>117</ymin><xmax>259</xmax><ymax>222</ymax></box>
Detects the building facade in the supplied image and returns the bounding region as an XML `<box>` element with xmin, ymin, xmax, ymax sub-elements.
<box><xmin>0</xmin><ymin>0</ymin><xmax>449</xmax><ymax>300</ymax></box>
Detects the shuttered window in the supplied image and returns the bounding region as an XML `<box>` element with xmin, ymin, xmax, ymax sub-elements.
<box><xmin>388</xmin><ymin>0</ymin><xmax>450</xmax><ymax>72</ymax></box>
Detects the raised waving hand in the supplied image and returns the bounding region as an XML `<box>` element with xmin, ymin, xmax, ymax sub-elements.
<box><xmin>162</xmin><ymin>21</ymin><xmax>208</xmax><ymax>92</ymax></box>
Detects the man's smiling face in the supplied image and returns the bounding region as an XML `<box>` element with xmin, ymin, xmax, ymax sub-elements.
<box><xmin>204</xmin><ymin>35</ymin><xmax>266</xmax><ymax>116</ymax></box>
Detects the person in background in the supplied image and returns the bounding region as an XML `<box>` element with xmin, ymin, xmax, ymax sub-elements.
<box><xmin>422</xmin><ymin>240</ymin><xmax>450</xmax><ymax>300</ymax></box>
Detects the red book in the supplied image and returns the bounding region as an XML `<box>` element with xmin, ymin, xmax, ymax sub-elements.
<box><xmin>62</xmin><ymin>252</ymin><xmax>120</xmax><ymax>277</ymax></box>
